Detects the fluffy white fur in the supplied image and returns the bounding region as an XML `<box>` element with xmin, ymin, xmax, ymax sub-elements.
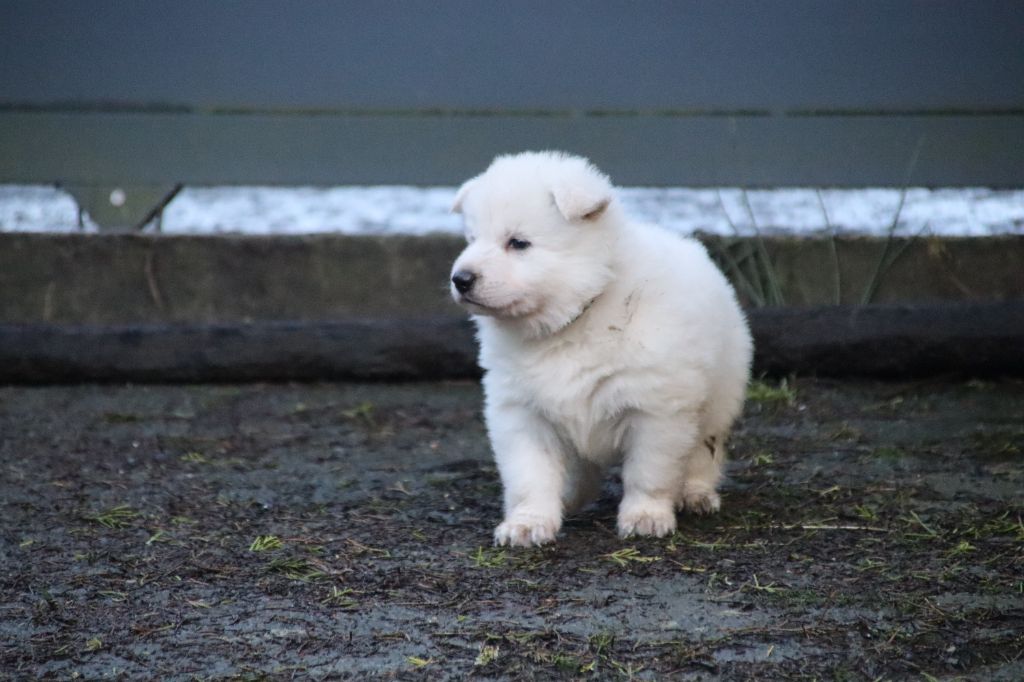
<box><xmin>450</xmin><ymin>151</ymin><xmax>752</xmax><ymax>547</ymax></box>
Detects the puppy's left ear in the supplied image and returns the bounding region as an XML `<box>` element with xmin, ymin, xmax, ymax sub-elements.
<box><xmin>451</xmin><ymin>177</ymin><xmax>479</xmax><ymax>214</ymax></box>
<box><xmin>551</xmin><ymin>184</ymin><xmax>611</xmax><ymax>222</ymax></box>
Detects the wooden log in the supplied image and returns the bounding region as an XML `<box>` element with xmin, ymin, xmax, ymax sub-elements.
<box><xmin>0</xmin><ymin>302</ymin><xmax>1021</xmax><ymax>383</ymax></box>
<box><xmin>751</xmin><ymin>301</ymin><xmax>1024</xmax><ymax>378</ymax></box>
<box><xmin>0</xmin><ymin>317</ymin><xmax>479</xmax><ymax>383</ymax></box>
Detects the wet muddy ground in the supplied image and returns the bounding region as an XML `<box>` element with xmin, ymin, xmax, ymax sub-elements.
<box><xmin>1</xmin><ymin>377</ymin><xmax>1022</xmax><ymax>680</ymax></box>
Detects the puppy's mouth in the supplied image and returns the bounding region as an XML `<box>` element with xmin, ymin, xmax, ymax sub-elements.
<box><xmin>457</xmin><ymin>294</ymin><xmax>507</xmax><ymax>315</ymax></box>
<box><xmin>456</xmin><ymin>293</ymin><xmax>534</xmax><ymax>318</ymax></box>
<box><xmin>457</xmin><ymin>294</ymin><xmax>495</xmax><ymax>311</ymax></box>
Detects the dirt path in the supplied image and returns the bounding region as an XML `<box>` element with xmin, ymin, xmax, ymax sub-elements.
<box><xmin>1</xmin><ymin>378</ymin><xmax>1021</xmax><ymax>680</ymax></box>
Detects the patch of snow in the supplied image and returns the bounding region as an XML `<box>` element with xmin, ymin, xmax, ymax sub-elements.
<box><xmin>0</xmin><ymin>185</ymin><xmax>1021</xmax><ymax>237</ymax></box>
<box><xmin>0</xmin><ymin>185</ymin><xmax>82</xmax><ymax>233</ymax></box>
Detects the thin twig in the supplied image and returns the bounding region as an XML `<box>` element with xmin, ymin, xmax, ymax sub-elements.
<box><xmin>875</xmin><ymin>220</ymin><xmax>933</xmax><ymax>296</ymax></box>
<box><xmin>861</xmin><ymin>136</ymin><xmax>925</xmax><ymax>304</ymax></box>
<box><xmin>739</xmin><ymin>189</ymin><xmax>785</xmax><ymax>306</ymax></box>
<box><xmin>133</xmin><ymin>183</ymin><xmax>183</xmax><ymax>232</ymax></box>
<box><xmin>710</xmin><ymin>237</ymin><xmax>766</xmax><ymax>307</ymax></box>
<box><xmin>715</xmin><ymin>191</ymin><xmax>767</xmax><ymax>306</ymax></box>
<box><xmin>792</xmin><ymin>524</ymin><xmax>888</xmax><ymax>532</ymax></box>
<box><xmin>723</xmin><ymin>523</ymin><xmax>888</xmax><ymax>533</ymax></box>
<box><xmin>816</xmin><ymin>189</ymin><xmax>842</xmax><ymax>305</ymax></box>
<box><xmin>144</xmin><ymin>251</ymin><xmax>165</xmax><ymax>312</ymax></box>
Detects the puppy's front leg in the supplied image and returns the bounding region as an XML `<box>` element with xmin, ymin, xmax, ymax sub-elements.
<box><xmin>488</xmin><ymin>404</ymin><xmax>565</xmax><ymax>547</ymax></box>
<box><xmin>618</xmin><ymin>413</ymin><xmax>697</xmax><ymax>538</ymax></box>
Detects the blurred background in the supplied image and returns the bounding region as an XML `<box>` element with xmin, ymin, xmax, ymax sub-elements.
<box><xmin>1</xmin><ymin>0</ymin><xmax>1022</xmax><ymax>375</ymax></box>
<box><xmin>2</xmin><ymin>0</ymin><xmax>1021</xmax><ymax>236</ymax></box>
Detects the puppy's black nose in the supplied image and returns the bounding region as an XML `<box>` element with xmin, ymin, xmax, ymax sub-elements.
<box><xmin>452</xmin><ymin>270</ymin><xmax>477</xmax><ymax>294</ymax></box>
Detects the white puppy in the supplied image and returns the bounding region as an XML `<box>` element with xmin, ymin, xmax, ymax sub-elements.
<box><xmin>450</xmin><ymin>151</ymin><xmax>752</xmax><ymax>547</ymax></box>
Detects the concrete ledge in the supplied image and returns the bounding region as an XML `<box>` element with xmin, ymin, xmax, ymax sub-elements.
<box><xmin>2</xmin><ymin>233</ymin><xmax>1024</xmax><ymax>326</ymax></box>
<box><xmin>3</xmin><ymin>233</ymin><xmax>1022</xmax><ymax>381</ymax></box>
<box><xmin>0</xmin><ymin>233</ymin><xmax>464</xmax><ymax>324</ymax></box>
<box><xmin>2</xmin><ymin>302</ymin><xmax>1022</xmax><ymax>383</ymax></box>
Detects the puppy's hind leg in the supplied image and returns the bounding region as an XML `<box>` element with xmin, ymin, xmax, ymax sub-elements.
<box><xmin>677</xmin><ymin>434</ymin><xmax>725</xmax><ymax>515</ymax></box>
<box><xmin>617</xmin><ymin>413</ymin><xmax>696</xmax><ymax>538</ymax></box>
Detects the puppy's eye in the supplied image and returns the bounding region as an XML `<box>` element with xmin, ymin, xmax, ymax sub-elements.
<box><xmin>507</xmin><ymin>237</ymin><xmax>531</xmax><ymax>251</ymax></box>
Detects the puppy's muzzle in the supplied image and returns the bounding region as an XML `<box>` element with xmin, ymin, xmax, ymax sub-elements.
<box><xmin>451</xmin><ymin>270</ymin><xmax>477</xmax><ymax>294</ymax></box>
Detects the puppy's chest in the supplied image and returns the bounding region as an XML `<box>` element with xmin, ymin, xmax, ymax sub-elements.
<box><xmin>518</xmin><ymin>348</ymin><xmax>632</xmax><ymax>459</ymax></box>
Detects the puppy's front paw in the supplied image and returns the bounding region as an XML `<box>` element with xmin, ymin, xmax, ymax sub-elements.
<box><xmin>494</xmin><ymin>514</ymin><xmax>560</xmax><ymax>547</ymax></box>
<box><xmin>680</xmin><ymin>483</ymin><xmax>721</xmax><ymax>515</ymax></box>
<box><xmin>617</xmin><ymin>497</ymin><xmax>677</xmax><ymax>538</ymax></box>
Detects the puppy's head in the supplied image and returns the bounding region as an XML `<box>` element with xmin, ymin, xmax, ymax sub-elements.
<box><xmin>449</xmin><ymin>151</ymin><xmax>618</xmax><ymax>336</ymax></box>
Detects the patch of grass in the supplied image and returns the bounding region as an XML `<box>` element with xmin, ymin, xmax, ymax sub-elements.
<box><xmin>751</xmin><ymin>452</ymin><xmax>774</xmax><ymax>466</ymax></box>
<box><xmin>873</xmin><ymin>446</ymin><xmax>906</xmax><ymax>461</ymax></box>
<box><xmin>549</xmin><ymin>653</ymin><xmax>580</xmax><ymax>671</ymax></box>
<box><xmin>602</xmin><ymin>547</ymin><xmax>661</xmax><ymax>567</ymax></box>
<box><xmin>406</xmin><ymin>656</ymin><xmax>433</xmax><ymax>668</ymax></box>
<box><xmin>345</xmin><ymin>538</ymin><xmax>391</xmax><ymax>558</ymax></box>
<box><xmin>747</xmin><ymin>378</ymin><xmax>796</xmax><ymax>406</ymax></box>
<box><xmin>816</xmin><ymin>189</ymin><xmax>843</xmax><ymax>305</ymax></box>
<box><xmin>854</xmin><ymin>504</ymin><xmax>879</xmax><ymax>522</ymax></box>
<box><xmin>474</xmin><ymin>644</ymin><xmax>500</xmax><ymax>666</ymax></box>
<box><xmin>904</xmin><ymin>510</ymin><xmax>942</xmax><ymax>540</ymax></box>
<box><xmin>179</xmin><ymin>451</ymin><xmax>207</xmax><ymax>463</ymax></box>
<box><xmin>249</xmin><ymin>535</ymin><xmax>283</xmax><ymax>552</ymax></box>
<box><xmin>861</xmin><ymin>137</ymin><xmax>927</xmax><ymax>305</ymax></box>
<box><xmin>970</xmin><ymin>429</ymin><xmax>1023</xmax><ymax>458</ymax></box>
<box><xmin>471</xmin><ymin>546</ymin><xmax>507</xmax><ymax>568</ymax></box>
<box><xmin>709</xmin><ymin>190</ymin><xmax>785</xmax><ymax>307</ymax></box>
<box><xmin>321</xmin><ymin>586</ymin><xmax>358</xmax><ymax>609</ymax></box>
<box><xmin>869</xmin><ymin>395</ymin><xmax>907</xmax><ymax>413</ymax></box>
<box><xmin>85</xmin><ymin>505</ymin><xmax>138</xmax><ymax>529</ymax></box>
<box><xmin>743</xmin><ymin>573</ymin><xmax>785</xmax><ymax>595</ymax></box>
<box><xmin>145</xmin><ymin>530</ymin><xmax>168</xmax><ymax>545</ymax></box>
<box><xmin>84</xmin><ymin>637</ymin><xmax>103</xmax><ymax>652</ymax></box>
<box><xmin>503</xmin><ymin>630</ymin><xmax>543</xmax><ymax>646</ymax></box>
<box><xmin>507</xmin><ymin>550</ymin><xmax>552</xmax><ymax>572</ymax></box>
<box><xmin>608</xmin><ymin>659</ymin><xmax>646</xmax><ymax>678</ymax></box>
<box><xmin>968</xmin><ymin>513</ymin><xmax>1024</xmax><ymax>542</ymax></box>
<box><xmin>101</xmin><ymin>412</ymin><xmax>142</xmax><ymax>424</ymax></box>
<box><xmin>720</xmin><ymin>508</ymin><xmax>772</xmax><ymax>532</ymax></box>
<box><xmin>425</xmin><ymin>474</ymin><xmax>457</xmax><ymax>487</ymax></box>
<box><xmin>588</xmin><ymin>632</ymin><xmax>615</xmax><ymax>656</ymax></box>
<box><xmin>342</xmin><ymin>401</ymin><xmax>378</xmax><ymax>429</ymax></box>
<box><xmin>264</xmin><ymin>557</ymin><xmax>325</xmax><ymax>581</ymax></box>
<box><xmin>670</xmin><ymin>534</ymin><xmax>733</xmax><ymax>552</ymax></box>
<box><xmin>829</xmin><ymin>422</ymin><xmax>863</xmax><ymax>441</ymax></box>
<box><xmin>861</xmin><ymin>192</ymin><xmax>922</xmax><ymax>305</ymax></box>
<box><xmin>945</xmin><ymin>540</ymin><xmax>977</xmax><ymax>557</ymax></box>
<box><xmin>769</xmin><ymin>587</ymin><xmax>826</xmax><ymax>607</ymax></box>
<box><xmin>707</xmin><ymin>149</ymin><xmax>926</xmax><ymax>309</ymax></box>
<box><xmin>98</xmin><ymin>590</ymin><xmax>127</xmax><ymax>602</ymax></box>
<box><xmin>816</xmin><ymin>484</ymin><xmax>842</xmax><ymax>498</ymax></box>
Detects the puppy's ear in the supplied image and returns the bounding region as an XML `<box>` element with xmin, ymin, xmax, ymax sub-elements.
<box><xmin>451</xmin><ymin>177</ymin><xmax>479</xmax><ymax>214</ymax></box>
<box><xmin>550</xmin><ymin>184</ymin><xmax>611</xmax><ymax>222</ymax></box>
